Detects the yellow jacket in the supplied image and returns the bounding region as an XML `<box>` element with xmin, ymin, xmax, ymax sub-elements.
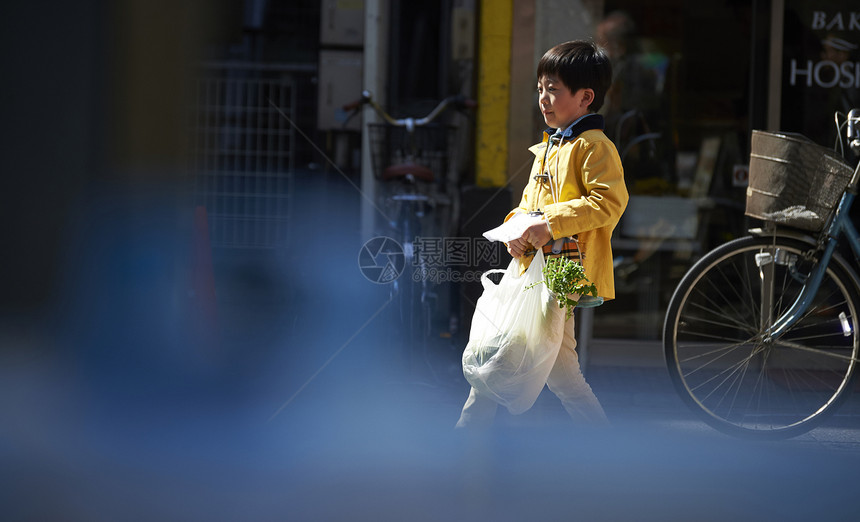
<box><xmin>507</xmin><ymin>123</ymin><xmax>628</xmax><ymax>300</ymax></box>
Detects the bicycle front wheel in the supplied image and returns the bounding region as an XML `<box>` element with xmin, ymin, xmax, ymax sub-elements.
<box><xmin>664</xmin><ymin>235</ymin><xmax>860</xmax><ymax>439</ymax></box>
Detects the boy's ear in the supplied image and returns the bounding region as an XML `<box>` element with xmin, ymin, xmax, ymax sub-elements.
<box><xmin>580</xmin><ymin>88</ymin><xmax>595</xmax><ymax>108</ymax></box>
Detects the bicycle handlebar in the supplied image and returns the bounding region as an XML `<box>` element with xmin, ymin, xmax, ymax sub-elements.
<box><xmin>342</xmin><ymin>90</ymin><xmax>476</xmax><ymax>128</ymax></box>
<box><xmin>848</xmin><ymin>108</ymin><xmax>860</xmax><ymax>152</ymax></box>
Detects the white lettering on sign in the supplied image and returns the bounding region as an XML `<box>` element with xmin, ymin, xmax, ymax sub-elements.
<box><xmin>790</xmin><ymin>59</ymin><xmax>860</xmax><ymax>89</ymax></box>
<box><xmin>787</xmin><ymin>11</ymin><xmax>860</xmax><ymax>96</ymax></box>
<box><xmin>811</xmin><ymin>11</ymin><xmax>860</xmax><ymax>31</ymax></box>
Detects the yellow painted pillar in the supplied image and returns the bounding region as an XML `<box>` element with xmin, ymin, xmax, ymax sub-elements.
<box><xmin>476</xmin><ymin>0</ymin><xmax>512</xmax><ymax>187</ymax></box>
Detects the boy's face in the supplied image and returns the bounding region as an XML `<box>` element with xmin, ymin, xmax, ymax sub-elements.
<box><xmin>537</xmin><ymin>75</ymin><xmax>593</xmax><ymax>130</ymax></box>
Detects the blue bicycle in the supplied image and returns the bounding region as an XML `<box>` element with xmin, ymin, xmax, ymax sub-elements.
<box><xmin>663</xmin><ymin>109</ymin><xmax>860</xmax><ymax>439</ymax></box>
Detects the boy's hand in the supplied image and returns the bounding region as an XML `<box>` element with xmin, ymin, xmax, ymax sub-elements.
<box><xmin>507</xmin><ymin>221</ymin><xmax>552</xmax><ymax>258</ymax></box>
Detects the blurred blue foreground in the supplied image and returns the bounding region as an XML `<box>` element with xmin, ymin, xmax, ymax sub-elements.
<box><xmin>3</xmin><ymin>173</ymin><xmax>860</xmax><ymax>521</ymax></box>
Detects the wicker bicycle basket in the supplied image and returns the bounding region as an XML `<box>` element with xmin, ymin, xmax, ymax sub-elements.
<box><xmin>368</xmin><ymin>123</ymin><xmax>455</xmax><ymax>184</ymax></box>
<box><xmin>746</xmin><ymin>130</ymin><xmax>853</xmax><ymax>231</ymax></box>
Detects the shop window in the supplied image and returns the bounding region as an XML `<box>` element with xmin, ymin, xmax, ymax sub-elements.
<box><xmin>593</xmin><ymin>1</ymin><xmax>754</xmax><ymax>339</ymax></box>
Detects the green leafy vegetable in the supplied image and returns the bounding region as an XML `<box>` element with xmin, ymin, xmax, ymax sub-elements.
<box><xmin>527</xmin><ymin>256</ymin><xmax>597</xmax><ymax>320</ymax></box>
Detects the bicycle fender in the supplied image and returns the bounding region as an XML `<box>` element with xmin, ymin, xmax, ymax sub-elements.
<box><xmin>748</xmin><ymin>227</ymin><xmax>817</xmax><ymax>244</ymax></box>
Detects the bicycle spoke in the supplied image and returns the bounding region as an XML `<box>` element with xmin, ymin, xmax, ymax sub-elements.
<box><xmin>738</xmin><ymin>252</ymin><xmax>765</xmax><ymax>329</ymax></box>
<box><xmin>703</xmin><ymin>348</ymin><xmax>754</xmax><ymax>420</ymax></box>
<box><xmin>693</xmin><ymin>261</ymin><xmax>757</xmax><ymax>331</ymax></box>
<box><xmin>772</xmin><ymin>338</ymin><xmax>859</xmax><ymax>362</ymax></box>
<box><xmin>791</xmin><ymin>364</ymin><xmax>850</xmax><ymax>394</ymax></box>
<box><xmin>695</xmin><ymin>358</ymin><xmax>759</xmax><ymax>417</ymax></box>
<box><xmin>681</xmin><ymin>300</ymin><xmax>758</xmax><ymax>334</ymax></box>
<box><xmin>731</xmin><ymin>349</ymin><xmax>769</xmax><ymax>424</ymax></box>
<box><xmin>685</xmin><ymin>343</ymin><xmax>761</xmax><ymax>392</ymax></box>
<box><xmin>782</xmin><ymin>328</ymin><xmax>853</xmax><ymax>345</ymax></box>
<box><xmin>677</xmin><ymin>340</ymin><xmax>755</xmax><ymax>365</ymax></box>
<box><xmin>787</xmin><ymin>287</ymin><xmax>848</xmax><ymax>327</ymax></box>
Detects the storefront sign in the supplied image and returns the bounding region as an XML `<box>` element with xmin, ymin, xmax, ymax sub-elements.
<box><xmin>789</xmin><ymin>59</ymin><xmax>859</xmax><ymax>89</ymax></box>
<box><xmin>810</xmin><ymin>11</ymin><xmax>860</xmax><ymax>31</ymax></box>
<box><xmin>789</xmin><ymin>10</ymin><xmax>859</xmax><ymax>89</ymax></box>
<box><xmin>781</xmin><ymin>3</ymin><xmax>860</xmax><ymax>146</ymax></box>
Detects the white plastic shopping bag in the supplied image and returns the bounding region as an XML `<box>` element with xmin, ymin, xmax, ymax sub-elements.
<box><xmin>462</xmin><ymin>249</ymin><xmax>566</xmax><ymax>415</ymax></box>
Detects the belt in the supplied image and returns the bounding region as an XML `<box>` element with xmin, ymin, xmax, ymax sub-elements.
<box><xmin>542</xmin><ymin>241</ymin><xmax>580</xmax><ymax>256</ymax></box>
<box><xmin>526</xmin><ymin>236</ymin><xmax>583</xmax><ymax>259</ymax></box>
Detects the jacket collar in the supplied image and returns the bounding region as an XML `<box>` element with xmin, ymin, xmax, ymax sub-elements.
<box><xmin>543</xmin><ymin>113</ymin><xmax>605</xmax><ymax>142</ymax></box>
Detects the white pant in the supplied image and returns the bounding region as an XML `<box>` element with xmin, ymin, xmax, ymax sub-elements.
<box><xmin>455</xmin><ymin>313</ymin><xmax>608</xmax><ymax>428</ymax></box>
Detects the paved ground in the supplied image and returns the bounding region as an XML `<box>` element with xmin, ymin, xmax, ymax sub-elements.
<box><xmin>430</xmin><ymin>336</ymin><xmax>860</xmax><ymax>451</ymax></box>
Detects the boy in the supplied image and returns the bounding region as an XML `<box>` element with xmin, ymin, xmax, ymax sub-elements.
<box><xmin>457</xmin><ymin>40</ymin><xmax>628</xmax><ymax>427</ymax></box>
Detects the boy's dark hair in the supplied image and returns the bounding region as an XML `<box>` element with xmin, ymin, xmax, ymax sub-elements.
<box><xmin>537</xmin><ymin>40</ymin><xmax>612</xmax><ymax>113</ymax></box>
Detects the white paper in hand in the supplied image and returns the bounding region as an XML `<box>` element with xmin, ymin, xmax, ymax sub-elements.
<box><xmin>482</xmin><ymin>212</ymin><xmax>545</xmax><ymax>243</ymax></box>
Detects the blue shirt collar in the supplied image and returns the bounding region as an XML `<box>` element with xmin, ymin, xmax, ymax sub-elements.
<box><xmin>545</xmin><ymin>113</ymin><xmax>605</xmax><ymax>140</ymax></box>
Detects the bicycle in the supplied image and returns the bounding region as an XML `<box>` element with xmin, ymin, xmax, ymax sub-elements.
<box><xmin>663</xmin><ymin>108</ymin><xmax>860</xmax><ymax>439</ymax></box>
<box><xmin>344</xmin><ymin>91</ymin><xmax>475</xmax><ymax>379</ymax></box>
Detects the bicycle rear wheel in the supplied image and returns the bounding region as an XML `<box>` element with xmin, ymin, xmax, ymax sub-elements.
<box><xmin>664</xmin><ymin>235</ymin><xmax>860</xmax><ymax>439</ymax></box>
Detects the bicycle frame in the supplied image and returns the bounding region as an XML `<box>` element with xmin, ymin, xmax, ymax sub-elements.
<box><xmin>764</xmin><ymin>159</ymin><xmax>860</xmax><ymax>341</ymax></box>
